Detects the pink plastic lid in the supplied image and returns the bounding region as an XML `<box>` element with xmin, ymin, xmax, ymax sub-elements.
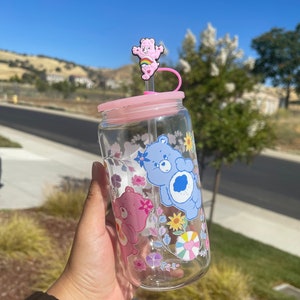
<box><xmin>98</xmin><ymin>91</ymin><xmax>184</xmax><ymax>112</ymax></box>
<box><xmin>98</xmin><ymin>91</ymin><xmax>185</xmax><ymax>124</ymax></box>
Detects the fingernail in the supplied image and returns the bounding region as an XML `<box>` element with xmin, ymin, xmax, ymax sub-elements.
<box><xmin>92</xmin><ymin>161</ymin><xmax>100</xmax><ymax>180</ymax></box>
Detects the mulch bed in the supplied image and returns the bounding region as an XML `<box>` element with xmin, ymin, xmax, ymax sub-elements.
<box><xmin>0</xmin><ymin>210</ymin><xmax>78</xmax><ymax>300</ymax></box>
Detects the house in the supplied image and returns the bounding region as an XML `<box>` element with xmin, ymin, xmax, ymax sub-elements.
<box><xmin>69</xmin><ymin>75</ymin><xmax>94</xmax><ymax>89</ymax></box>
<box><xmin>45</xmin><ymin>73</ymin><xmax>66</xmax><ymax>84</ymax></box>
<box><xmin>105</xmin><ymin>78</ymin><xmax>120</xmax><ymax>89</ymax></box>
<box><xmin>243</xmin><ymin>86</ymin><xmax>280</xmax><ymax>115</ymax></box>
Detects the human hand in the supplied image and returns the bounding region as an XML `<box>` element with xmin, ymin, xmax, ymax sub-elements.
<box><xmin>47</xmin><ymin>161</ymin><xmax>135</xmax><ymax>300</ymax></box>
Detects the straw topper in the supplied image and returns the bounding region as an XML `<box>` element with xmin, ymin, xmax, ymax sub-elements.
<box><xmin>132</xmin><ymin>38</ymin><xmax>164</xmax><ymax>80</ymax></box>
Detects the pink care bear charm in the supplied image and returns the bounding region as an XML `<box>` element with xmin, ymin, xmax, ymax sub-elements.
<box><xmin>112</xmin><ymin>186</ymin><xmax>153</xmax><ymax>262</ymax></box>
<box><xmin>132</xmin><ymin>38</ymin><xmax>164</xmax><ymax>80</ymax></box>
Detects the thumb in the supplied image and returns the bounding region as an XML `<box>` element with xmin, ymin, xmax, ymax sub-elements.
<box><xmin>78</xmin><ymin>162</ymin><xmax>108</xmax><ymax>236</ymax></box>
<box><xmin>91</xmin><ymin>161</ymin><xmax>109</xmax><ymax>201</ymax></box>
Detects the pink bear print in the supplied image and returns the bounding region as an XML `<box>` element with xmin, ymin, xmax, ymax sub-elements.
<box><xmin>132</xmin><ymin>38</ymin><xmax>164</xmax><ymax>80</ymax></box>
<box><xmin>112</xmin><ymin>186</ymin><xmax>153</xmax><ymax>262</ymax></box>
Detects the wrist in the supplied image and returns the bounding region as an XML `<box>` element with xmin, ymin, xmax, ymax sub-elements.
<box><xmin>26</xmin><ymin>291</ymin><xmax>58</xmax><ymax>300</ymax></box>
<box><xmin>47</xmin><ymin>272</ymin><xmax>84</xmax><ymax>300</ymax></box>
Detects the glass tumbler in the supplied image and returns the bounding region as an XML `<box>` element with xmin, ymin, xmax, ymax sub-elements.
<box><xmin>97</xmin><ymin>91</ymin><xmax>210</xmax><ymax>291</ymax></box>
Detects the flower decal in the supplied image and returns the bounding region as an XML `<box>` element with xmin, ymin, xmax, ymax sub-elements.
<box><xmin>132</xmin><ymin>175</ymin><xmax>146</xmax><ymax>186</ymax></box>
<box><xmin>134</xmin><ymin>151</ymin><xmax>150</xmax><ymax>167</ymax></box>
<box><xmin>133</xmin><ymin>258</ymin><xmax>147</xmax><ymax>272</ymax></box>
<box><xmin>184</xmin><ymin>132</ymin><xmax>193</xmax><ymax>152</ymax></box>
<box><xmin>146</xmin><ymin>252</ymin><xmax>163</xmax><ymax>268</ymax></box>
<box><xmin>167</xmin><ymin>212</ymin><xmax>185</xmax><ymax>231</ymax></box>
<box><xmin>111</xmin><ymin>174</ymin><xmax>122</xmax><ymax>188</ymax></box>
<box><xmin>160</xmin><ymin>262</ymin><xmax>180</xmax><ymax>272</ymax></box>
<box><xmin>139</xmin><ymin>199</ymin><xmax>154</xmax><ymax>214</ymax></box>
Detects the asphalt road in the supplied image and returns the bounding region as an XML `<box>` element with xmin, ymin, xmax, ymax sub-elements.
<box><xmin>202</xmin><ymin>157</ymin><xmax>300</xmax><ymax>219</ymax></box>
<box><xmin>1</xmin><ymin>104</ymin><xmax>299</xmax><ymax>220</ymax></box>
<box><xmin>0</xmin><ymin>104</ymin><xmax>100</xmax><ymax>154</ymax></box>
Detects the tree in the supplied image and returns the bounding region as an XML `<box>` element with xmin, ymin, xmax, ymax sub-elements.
<box><xmin>22</xmin><ymin>72</ymin><xmax>36</xmax><ymax>84</ymax></box>
<box><xmin>35</xmin><ymin>78</ymin><xmax>49</xmax><ymax>92</ymax></box>
<box><xmin>251</xmin><ymin>24</ymin><xmax>300</xmax><ymax>108</ymax></box>
<box><xmin>9</xmin><ymin>75</ymin><xmax>21</xmax><ymax>83</ymax></box>
<box><xmin>51</xmin><ymin>80</ymin><xmax>76</xmax><ymax>99</ymax></box>
<box><xmin>178</xmin><ymin>24</ymin><xmax>275</xmax><ymax>229</ymax></box>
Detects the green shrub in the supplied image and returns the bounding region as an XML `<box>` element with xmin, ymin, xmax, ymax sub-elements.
<box><xmin>41</xmin><ymin>176</ymin><xmax>89</xmax><ymax>219</ymax></box>
<box><xmin>198</xmin><ymin>262</ymin><xmax>252</xmax><ymax>300</ymax></box>
<box><xmin>0</xmin><ymin>135</ymin><xmax>22</xmax><ymax>147</ymax></box>
<box><xmin>136</xmin><ymin>262</ymin><xmax>252</xmax><ymax>300</ymax></box>
<box><xmin>0</xmin><ymin>213</ymin><xmax>52</xmax><ymax>259</ymax></box>
<box><xmin>34</xmin><ymin>248</ymin><xmax>70</xmax><ymax>291</ymax></box>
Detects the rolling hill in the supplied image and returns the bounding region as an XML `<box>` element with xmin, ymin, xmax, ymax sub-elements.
<box><xmin>0</xmin><ymin>49</ymin><xmax>133</xmax><ymax>85</ymax></box>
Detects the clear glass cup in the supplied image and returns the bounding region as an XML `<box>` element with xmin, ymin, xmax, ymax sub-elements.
<box><xmin>98</xmin><ymin>91</ymin><xmax>210</xmax><ymax>291</ymax></box>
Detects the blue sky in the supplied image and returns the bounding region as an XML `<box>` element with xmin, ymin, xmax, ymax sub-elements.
<box><xmin>1</xmin><ymin>0</ymin><xmax>299</xmax><ymax>69</ymax></box>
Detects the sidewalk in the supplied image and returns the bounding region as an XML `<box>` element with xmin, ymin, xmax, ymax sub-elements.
<box><xmin>0</xmin><ymin>124</ymin><xmax>299</xmax><ymax>257</ymax></box>
<box><xmin>0</xmin><ymin>125</ymin><xmax>97</xmax><ymax>208</ymax></box>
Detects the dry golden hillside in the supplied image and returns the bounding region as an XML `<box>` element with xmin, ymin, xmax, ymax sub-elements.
<box><xmin>0</xmin><ymin>62</ymin><xmax>26</xmax><ymax>80</ymax></box>
<box><xmin>101</xmin><ymin>65</ymin><xmax>133</xmax><ymax>85</ymax></box>
<box><xmin>0</xmin><ymin>49</ymin><xmax>89</xmax><ymax>78</ymax></box>
<box><xmin>0</xmin><ymin>49</ymin><xmax>134</xmax><ymax>84</ymax></box>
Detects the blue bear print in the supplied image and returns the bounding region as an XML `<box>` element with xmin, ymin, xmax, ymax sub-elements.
<box><xmin>137</xmin><ymin>135</ymin><xmax>201</xmax><ymax>221</ymax></box>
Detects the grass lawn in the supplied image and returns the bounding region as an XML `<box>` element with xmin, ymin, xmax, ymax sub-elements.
<box><xmin>134</xmin><ymin>222</ymin><xmax>300</xmax><ymax>300</ymax></box>
<box><xmin>210</xmin><ymin>223</ymin><xmax>300</xmax><ymax>300</ymax></box>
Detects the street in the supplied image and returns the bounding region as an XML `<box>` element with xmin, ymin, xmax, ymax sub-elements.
<box><xmin>1</xmin><ymin>103</ymin><xmax>299</xmax><ymax>220</ymax></box>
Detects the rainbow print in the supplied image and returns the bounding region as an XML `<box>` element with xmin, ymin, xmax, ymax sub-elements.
<box><xmin>140</xmin><ymin>57</ymin><xmax>153</xmax><ymax>66</ymax></box>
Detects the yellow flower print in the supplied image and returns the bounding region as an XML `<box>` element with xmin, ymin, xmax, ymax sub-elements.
<box><xmin>167</xmin><ymin>212</ymin><xmax>185</xmax><ymax>231</ymax></box>
<box><xmin>184</xmin><ymin>132</ymin><xmax>193</xmax><ymax>152</ymax></box>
